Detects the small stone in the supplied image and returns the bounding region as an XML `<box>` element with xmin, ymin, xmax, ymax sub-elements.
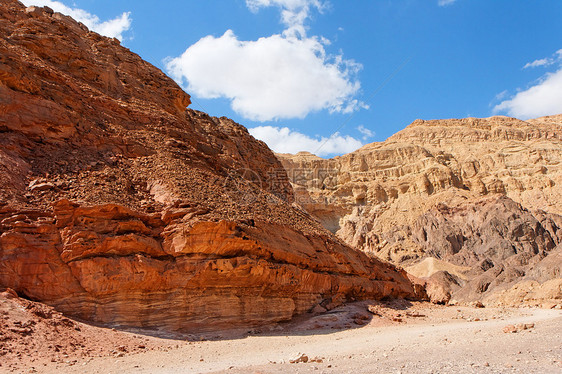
<box><xmin>290</xmin><ymin>354</ymin><xmax>309</xmax><ymax>364</ymax></box>
<box><xmin>367</xmin><ymin>305</ymin><xmax>382</xmax><ymax>316</ymax></box>
<box><xmin>503</xmin><ymin>324</ymin><xmax>517</xmax><ymax>333</ymax></box>
<box><xmin>29</xmin><ymin>182</ymin><xmax>55</xmax><ymax>192</ymax></box>
<box><xmin>311</xmin><ymin>305</ymin><xmax>327</xmax><ymax>314</ymax></box>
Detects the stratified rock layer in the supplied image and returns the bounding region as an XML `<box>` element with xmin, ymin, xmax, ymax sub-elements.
<box><xmin>0</xmin><ymin>0</ymin><xmax>417</xmax><ymax>332</ymax></box>
<box><xmin>279</xmin><ymin>116</ymin><xmax>562</xmax><ymax>306</ymax></box>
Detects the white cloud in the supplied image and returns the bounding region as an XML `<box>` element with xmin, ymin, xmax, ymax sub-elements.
<box><xmin>357</xmin><ymin>125</ymin><xmax>374</xmax><ymax>141</ymax></box>
<box><xmin>166</xmin><ymin>30</ymin><xmax>363</xmax><ymax>122</ymax></box>
<box><xmin>166</xmin><ymin>0</ymin><xmax>364</xmax><ymax>122</ymax></box>
<box><xmin>246</xmin><ymin>0</ymin><xmax>325</xmax><ymax>38</ymax></box>
<box><xmin>494</xmin><ymin>90</ymin><xmax>508</xmax><ymax>102</ymax></box>
<box><xmin>523</xmin><ymin>49</ymin><xmax>562</xmax><ymax>69</ymax></box>
<box><xmin>438</xmin><ymin>0</ymin><xmax>457</xmax><ymax>6</ymax></box>
<box><xmin>494</xmin><ymin>68</ymin><xmax>562</xmax><ymax>119</ymax></box>
<box><xmin>20</xmin><ymin>0</ymin><xmax>132</xmax><ymax>40</ymax></box>
<box><xmin>249</xmin><ymin>126</ymin><xmax>363</xmax><ymax>156</ymax></box>
<box><xmin>523</xmin><ymin>58</ymin><xmax>552</xmax><ymax>69</ymax></box>
<box><xmin>494</xmin><ymin>48</ymin><xmax>562</xmax><ymax>119</ymax></box>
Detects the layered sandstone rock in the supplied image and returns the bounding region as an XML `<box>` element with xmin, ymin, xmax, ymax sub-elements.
<box><xmin>0</xmin><ymin>0</ymin><xmax>417</xmax><ymax>332</ymax></box>
<box><xmin>279</xmin><ymin>116</ymin><xmax>562</xmax><ymax>306</ymax></box>
<box><xmin>1</xmin><ymin>200</ymin><xmax>414</xmax><ymax>331</ymax></box>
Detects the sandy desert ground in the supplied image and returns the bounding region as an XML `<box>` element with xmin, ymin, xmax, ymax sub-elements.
<box><xmin>3</xmin><ymin>298</ymin><xmax>560</xmax><ymax>374</ymax></box>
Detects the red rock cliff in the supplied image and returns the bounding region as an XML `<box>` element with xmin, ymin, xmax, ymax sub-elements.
<box><xmin>0</xmin><ymin>0</ymin><xmax>417</xmax><ymax>332</ymax></box>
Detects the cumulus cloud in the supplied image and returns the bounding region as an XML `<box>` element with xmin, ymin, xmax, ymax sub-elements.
<box><xmin>438</xmin><ymin>0</ymin><xmax>457</xmax><ymax>6</ymax></box>
<box><xmin>494</xmin><ymin>68</ymin><xmax>562</xmax><ymax>119</ymax></box>
<box><xmin>20</xmin><ymin>0</ymin><xmax>131</xmax><ymax>40</ymax></box>
<box><xmin>166</xmin><ymin>31</ymin><xmax>362</xmax><ymax>121</ymax></box>
<box><xmin>165</xmin><ymin>0</ymin><xmax>364</xmax><ymax>122</ymax></box>
<box><xmin>249</xmin><ymin>126</ymin><xmax>363</xmax><ymax>156</ymax></box>
<box><xmin>494</xmin><ymin>49</ymin><xmax>562</xmax><ymax>119</ymax></box>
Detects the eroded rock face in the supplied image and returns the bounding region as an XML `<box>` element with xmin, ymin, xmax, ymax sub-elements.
<box><xmin>1</xmin><ymin>200</ymin><xmax>414</xmax><ymax>331</ymax></box>
<box><xmin>279</xmin><ymin>116</ymin><xmax>562</xmax><ymax>306</ymax></box>
<box><xmin>407</xmin><ymin>197</ymin><xmax>562</xmax><ymax>304</ymax></box>
<box><xmin>0</xmin><ymin>0</ymin><xmax>417</xmax><ymax>332</ymax></box>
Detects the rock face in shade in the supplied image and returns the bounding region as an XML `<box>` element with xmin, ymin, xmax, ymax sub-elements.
<box><xmin>278</xmin><ymin>115</ymin><xmax>562</xmax><ymax>306</ymax></box>
<box><xmin>0</xmin><ymin>0</ymin><xmax>418</xmax><ymax>332</ymax></box>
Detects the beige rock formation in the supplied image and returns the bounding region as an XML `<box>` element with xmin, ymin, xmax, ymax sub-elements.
<box><xmin>279</xmin><ymin>116</ymin><xmax>562</xmax><ymax>305</ymax></box>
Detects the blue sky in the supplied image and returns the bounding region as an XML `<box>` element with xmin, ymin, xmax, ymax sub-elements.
<box><xmin>21</xmin><ymin>0</ymin><xmax>562</xmax><ymax>157</ymax></box>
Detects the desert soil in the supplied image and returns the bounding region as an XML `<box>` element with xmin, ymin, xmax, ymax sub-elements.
<box><xmin>3</xmin><ymin>300</ymin><xmax>560</xmax><ymax>374</ymax></box>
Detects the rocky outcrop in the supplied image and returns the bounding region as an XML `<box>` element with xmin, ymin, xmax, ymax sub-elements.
<box><xmin>279</xmin><ymin>116</ymin><xmax>562</xmax><ymax>306</ymax></box>
<box><xmin>405</xmin><ymin>196</ymin><xmax>562</xmax><ymax>304</ymax></box>
<box><xmin>1</xmin><ymin>200</ymin><xmax>414</xmax><ymax>331</ymax></box>
<box><xmin>0</xmin><ymin>0</ymin><xmax>418</xmax><ymax>332</ymax></box>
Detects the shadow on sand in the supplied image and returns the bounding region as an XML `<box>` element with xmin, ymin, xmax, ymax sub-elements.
<box><xmin>76</xmin><ymin>298</ymin><xmax>424</xmax><ymax>343</ymax></box>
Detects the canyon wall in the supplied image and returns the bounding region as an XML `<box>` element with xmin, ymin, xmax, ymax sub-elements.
<box><xmin>279</xmin><ymin>115</ymin><xmax>562</xmax><ymax>306</ymax></box>
<box><xmin>0</xmin><ymin>0</ymin><xmax>418</xmax><ymax>333</ymax></box>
